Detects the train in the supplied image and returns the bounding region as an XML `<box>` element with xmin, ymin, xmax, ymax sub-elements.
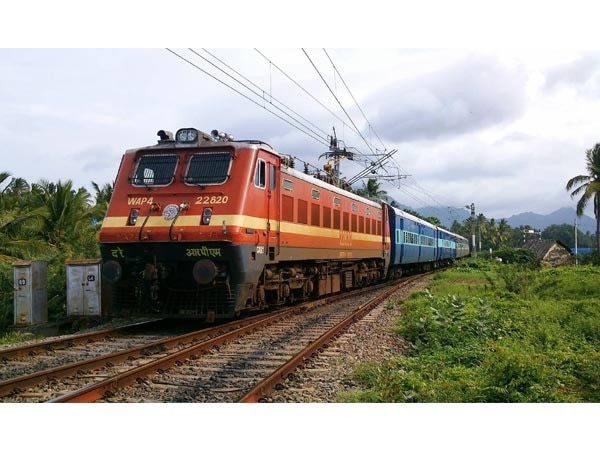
<box><xmin>98</xmin><ymin>128</ymin><xmax>470</xmax><ymax>321</ymax></box>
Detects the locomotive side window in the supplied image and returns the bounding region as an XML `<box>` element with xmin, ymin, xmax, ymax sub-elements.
<box><xmin>323</xmin><ymin>206</ymin><xmax>331</xmax><ymax>228</ymax></box>
<box><xmin>132</xmin><ymin>154</ymin><xmax>177</xmax><ymax>186</ymax></box>
<box><xmin>311</xmin><ymin>203</ymin><xmax>320</xmax><ymax>226</ymax></box>
<box><xmin>298</xmin><ymin>199</ymin><xmax>308</xmax><ymax>224</ymax></box>
<box><xmin>254</xmin><ymin>159</ymin><xmax>266</xmax><ymax>188</ymax></box>
<box><xmin>333</xmin><ymin>209</ymin><xmax>341</xmax><ymax>229</ymax></box>
<box><xmin>184</xmin><ymin>152</ymin><xmax>232</xmax><ymax>185</ymax></box>
<box><xmin>282</xmin><ymin>195</ymin><xmax>294</xmax><ymax>222</ymax></box>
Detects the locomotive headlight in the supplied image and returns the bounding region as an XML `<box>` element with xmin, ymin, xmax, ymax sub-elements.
<box><xmin>128</xmin><ymin>208</ymin><xmax>140</xmax><ymax>226</ymax></box>
<box><xmin>101</xmin><ymin>260</ymin><xmax>122</xmax><ymax>283</ymax></box>
<box><xmin>201</xmin><ymin>207</ymin><xmax>213</xmax><ymax>225</ymax></box>
<box><xmin>176</xmin><ymin>128</ymin><xmax>198</xmax><ymax>143</ymax></box>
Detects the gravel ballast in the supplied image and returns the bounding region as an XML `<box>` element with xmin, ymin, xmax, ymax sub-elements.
<box><xmin>264</xmin><ymin>278</ymin><xmax>430</xmax><ymax>402</ymax></box>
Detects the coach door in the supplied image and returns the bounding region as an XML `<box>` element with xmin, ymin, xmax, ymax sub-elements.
<box><xmin>255</xmin><ymin>153</ymin><xmax>279</xmax><ymax>261</ymax></box>
<box><xmin>266</xmin><ymin>159</ymin><xmax>280</xmax><ymax>260</ymax></box>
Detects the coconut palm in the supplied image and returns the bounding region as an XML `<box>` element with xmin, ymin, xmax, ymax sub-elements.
<box><xmin>31</xmin><ymin>180</ymin><xmax>93</xmax><ymax>251</ymax></box>
<box><xmin>356</xmin><ymin>178</ymin><xmax>388</xmax><ymax>200</ymax></box>
<box><xmin>91</xmin><ymin>181</ymin><xmax>114</xmax><ymax>223</ymax></box>
<box><xmin>0</xmin><ymin>172</ymin><xmax>45</xmax><ymax>261</ymax></box>
<box><xmin>566</xmin><ymin>143</ymin><xmax>600</xmax><ymax>257</ymax></box>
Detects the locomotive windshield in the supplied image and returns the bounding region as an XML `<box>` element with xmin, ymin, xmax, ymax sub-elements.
<box><xmin>132</xmin><ymin>154</ymin><xmax>177</xmax><ymax>186</ymax></box>
<box><xmin>184</xmin><ymin>152</ymin><xmax>232</xmax><ymax>185</ymax></box>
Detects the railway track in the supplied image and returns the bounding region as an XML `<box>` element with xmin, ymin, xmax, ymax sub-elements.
<box><xmin>0</xmin><ymin>274</ymin><xmax>427</xmax><ymax>403</ymax></box>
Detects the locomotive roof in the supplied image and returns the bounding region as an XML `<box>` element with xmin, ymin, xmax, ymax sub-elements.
<box><xmin>124</xmin><ymin>139</ymin><xmax>279</xmax><ymax>156</ymax></box>
<box><xmin>281</xmin><ymin>164</ymin><xmax>383</xmax><ymax>210</ymax></box>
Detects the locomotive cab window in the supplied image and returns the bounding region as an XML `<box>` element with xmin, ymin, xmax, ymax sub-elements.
<box><xmin>269</xmin><ymin>163</ymin><xmax>276</xmax><ymax>190</ymax></box>
<box><xmin>254</xmin><ymin>159</ymin><xmax>266</xmax><ymax>189</ymax></box>
<box><xmin>184</xmin><ymin>152</ymin><xmax>232</xmax><ymax>185</ymax></box>
<box><xmin>132</xmin><ymin>154</ymin><xmax>177</xmax><ymax>186</ymax></box>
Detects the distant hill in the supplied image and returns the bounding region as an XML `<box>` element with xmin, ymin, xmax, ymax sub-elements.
<box><xmin>506</xmin><ymin>207</ymin><xmax>596</xmax><ymax>235</ymax></box>
<box><xmin>404</xmin><ymin>206</ymin><xmax>596</xmax><ymax>235</ymax></box>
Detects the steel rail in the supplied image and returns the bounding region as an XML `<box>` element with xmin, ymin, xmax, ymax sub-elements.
<box><xmin>47</xmin><ymin>284</ymin><xmax>391</xmax><ymax>403</ymax></box>
<box><xmin>0</xmin><ymin>319</ymin><xmax>162</xmax><ymax>361</ymax></box>
<box><xmin>239</xmin><ymin>276</ymin><xmax>423</xmax><ymax>402</ymax></box>
<box><xmin>1</xmin><ymin>313</ymin><xmax>278</xmax><ymax>398</ymax></box>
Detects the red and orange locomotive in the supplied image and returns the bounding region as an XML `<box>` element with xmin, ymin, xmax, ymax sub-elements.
<box><xmin>99</xmin><ymin>128</ymin><xmax>390</xmax><ymax>320</ymax></box>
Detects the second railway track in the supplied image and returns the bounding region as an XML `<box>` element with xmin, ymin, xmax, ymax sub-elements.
<box><xmin>0</xmin><ymin>274</ymin><xmax>429</xmax><ymax>403</ymax></box>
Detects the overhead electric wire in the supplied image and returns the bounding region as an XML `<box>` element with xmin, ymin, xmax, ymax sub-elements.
<box><xmin>302</xmin><ymin>48</ymin><xmax>377</xmax><ymax>158</ymax></box>
<box><xmin>254</xmin><ymin>49</ymin><xmax>358</xmax><ymax>139</ymax></box>
<box><xmin>197</xmin><ymin>48</ymin><xmax>331</xmax><ymax>140</ymax></box>
<box><xmin>165</xmin><ymin>48</ymin><xmax>328</xmax><ymax>147</ymax></box>
<box><xmin>168</xmin><ymin>48</ymin><xmax>461</xmax><ymax>217</ymax></box>
<box><xmin>186</xmin><ymin>48</ymin><xmax>329</xmax><ymax>146</ymax></box>
<box><xmin>322</xmin><ymin>49</ymin><xmax>389</xmax><ymax>153</ymax></box>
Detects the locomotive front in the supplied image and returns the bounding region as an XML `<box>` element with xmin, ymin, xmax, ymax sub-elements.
<box><xmin>99</xmin><ymin>128</ymin><xmax>274</xmax><ymax>320</ymax></box>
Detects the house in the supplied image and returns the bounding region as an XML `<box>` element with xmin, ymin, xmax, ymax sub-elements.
<box><xmin>522</xmin><ymin>239</ymin><xmax>574</xmax><ymax>267</ymax></box>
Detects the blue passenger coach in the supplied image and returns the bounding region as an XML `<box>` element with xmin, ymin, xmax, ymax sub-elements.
<box><xmin>385</xmin><ymin>204</ymin><xmax>470</xmax><ymax>277</ymax></box>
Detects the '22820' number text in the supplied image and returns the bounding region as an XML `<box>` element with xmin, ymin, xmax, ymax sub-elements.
<box><xmin>195</xmin><ymin>195</ymin><xmax>229</xmax><ymax>205</ymax></box>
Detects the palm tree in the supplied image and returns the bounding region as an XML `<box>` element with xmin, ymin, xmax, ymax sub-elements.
<box><xmin>0</xmin><ymin>172</ymin><xmax>45</xmax><ymax>261</ymax></box>
<box><xmin>356</xmin><ymin>178</ymin><xmax>388</xmax><ymax>201</ymax></box>
<box><xmin>566</xmin><ymin>143</ymin><xmax>600</xmax><ymax>257</ymax></box>
<box><xmin>91</xmin><ymin>181</ymin><xmax>114</xmax><ymax>223</ymax></box>
<box><xmin>31</xmin><ymin>180</ymin><xmax>93</xmax><ymax>251</ymax></box>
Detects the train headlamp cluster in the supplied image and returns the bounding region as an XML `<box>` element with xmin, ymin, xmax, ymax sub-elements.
<box><xmin>176</xmin><ymin>128</ymin><xmax>198</xmax><ymax>143</ymax></box>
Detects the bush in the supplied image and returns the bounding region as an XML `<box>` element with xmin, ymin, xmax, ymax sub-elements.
<box><xmin>342</xmin><ymin>264</ymin><xmax>600</xmax><ymax>402</ymax></box>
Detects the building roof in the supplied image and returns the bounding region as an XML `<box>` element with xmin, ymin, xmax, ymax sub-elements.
<box><xmin>522</xmin><ymin>239</ymin><xmax>572</xmax><ymax>260</ymax></box>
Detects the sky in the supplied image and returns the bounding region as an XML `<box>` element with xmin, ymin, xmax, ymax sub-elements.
<box><xmin>2</xmin><ymin>3</ymin><xmax>600</xmax><ymax>226</ymax></box>
<box><xmin>2</xmin><ymin>1</ymin><xmax>600</xmax><ymax>444</ymax></box>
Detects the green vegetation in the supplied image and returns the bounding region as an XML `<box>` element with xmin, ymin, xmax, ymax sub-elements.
<box><xmin>341</xmin><ymin>261</ymin><xmax>600</xmax><ymax>402</ymax></box>
<box><xmin>566</xmin><ymin>142</ymin><xmax>600</xmax><ymax>259</ymax></box>
<box><xmin>0</xmin><ymin>172</ymin><xmax>107</xmax><ymax>335</ymax></box>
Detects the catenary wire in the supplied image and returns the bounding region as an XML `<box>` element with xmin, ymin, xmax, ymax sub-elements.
<box><xmin>165</xmin><ymin>48</ymin><xmax>328</xmax><ymax>147</ymax></box>
<box><xmin>197</xmin><ymin>49</ymin><xmax>331</xmax><ymax>141</ymax></box>
<box><xmin>187</xmin><ymin>48</ymin><xmax>328</xmax><ymax>145</ymax></box>
<box><xmin>322</xmin><ymin>49</ymin><xmax>389</xmax><ymax>153</ymax></box>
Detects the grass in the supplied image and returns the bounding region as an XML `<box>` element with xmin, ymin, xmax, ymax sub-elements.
<box><xmin>340</xmin><ymin>260</ymin><xmax>600</xmax><ymax>403</ymax></box>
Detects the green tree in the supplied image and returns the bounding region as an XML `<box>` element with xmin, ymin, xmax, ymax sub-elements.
<box><xmin>91</xmin><ymin>181</ymin><xmax>114</xmax><ymax>223</ymax></box>
<box><xmin>356</xmin><ymin>178</ymin><xmax>387</xmax><ymax>200</ymax></box>
<box><xmin>30</xmin><ymin>180</ymin><xmax>94</xmax><ymax>257</ymax></box>
<box><xmin>0</xmin><ymin>172</ymin><xmax>46</xmax><ymax>262</ymax></box>
<box><xmin>542</xmin><ymin>223</ymin><xmax>594</xmax><ymax>248</ymax></box>
<box><xmin>566</xmin><ymin>143</ymin><xmax>600</xmax><ymax>258</ymax></box>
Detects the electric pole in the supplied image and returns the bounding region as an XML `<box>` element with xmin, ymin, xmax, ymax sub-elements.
<box><xmin>466</xmin><ymin>203</ymin><xmax>476</xmax><ymax>257</ymax></box>
<box><xmin>575</xmin><ymin>217</ymin><xmax>578</xmax><ymax>266</ymax></box>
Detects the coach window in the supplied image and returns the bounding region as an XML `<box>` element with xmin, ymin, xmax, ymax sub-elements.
<box><xmin>255</xmin><ymin>159</ymin><xmax>266</xmax><ymax>189</ymax></box>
